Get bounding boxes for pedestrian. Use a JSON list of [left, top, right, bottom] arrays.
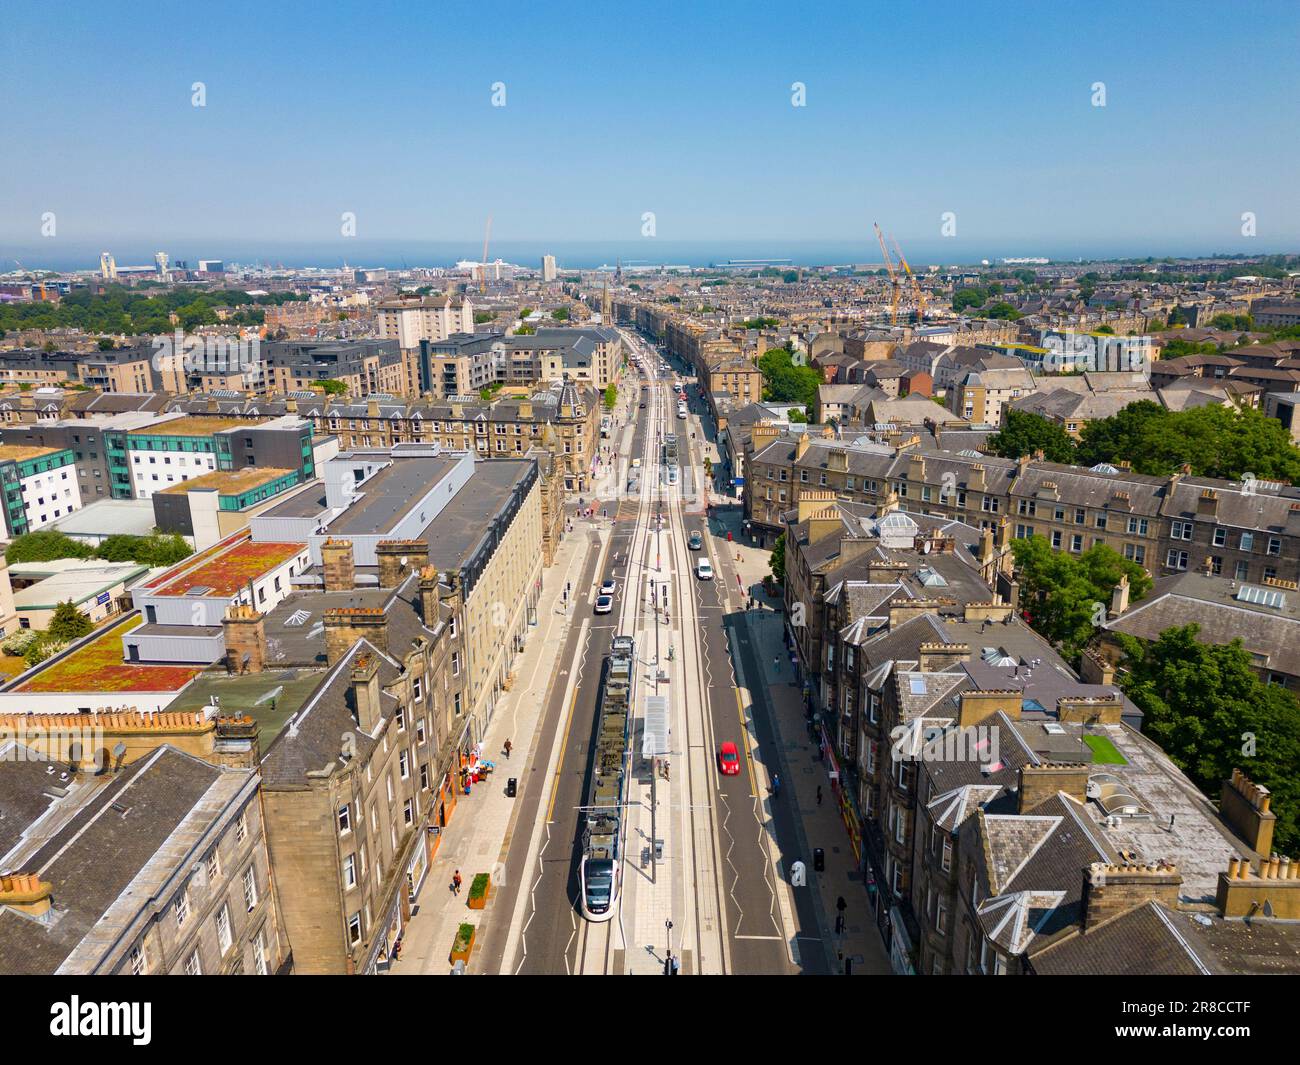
[[452, 870, 462, 895], [816, 785, 823, 806], [504, 738, 512, 759], [773, 655, 780, 671]]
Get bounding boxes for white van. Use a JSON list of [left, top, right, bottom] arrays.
[[696, 558, 713, 580]]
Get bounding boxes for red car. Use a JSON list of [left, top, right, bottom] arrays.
[[718, 741, 741, 776]]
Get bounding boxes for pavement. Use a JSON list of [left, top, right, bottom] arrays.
[[709, 495, 893, 976], [388, 363, 890, 976], [388, 435, 626, 976]]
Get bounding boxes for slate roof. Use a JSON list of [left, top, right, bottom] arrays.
[[0, 746, 235, 975]]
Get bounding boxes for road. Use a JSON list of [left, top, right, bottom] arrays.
[[485, 331, 822, 974]]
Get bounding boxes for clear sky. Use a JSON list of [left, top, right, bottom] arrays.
[[2, 0, 1298, 266]]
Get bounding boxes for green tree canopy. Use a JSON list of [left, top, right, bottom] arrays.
[[47, 600, 93, 643], [1011, 535, 1151, 660], [988, 409, 1078, 464], [1114, 624, 1300, 853], [1077, 401, 1300, 481], [757, 347, 819, 412], [5, 531, 94, 564], [769, 532, 786, 585]]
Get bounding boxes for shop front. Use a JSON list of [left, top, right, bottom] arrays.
[[819, 724, 863, 865]]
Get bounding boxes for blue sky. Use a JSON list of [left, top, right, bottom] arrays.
[[2, 0, 1298, 266]]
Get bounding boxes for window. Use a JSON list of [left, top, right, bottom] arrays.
[[343, 853, 357, 889], [185, 950, 202, 976], [174, 891, 191, 928], [1166, 549, 1189, 570], [1268, 537, 1281, 557], [1241, 532, 1255, 551], [412, 676, 423, 702], [235, 810, 248, 844], [242, 867, 258, 910], [404, 798, 414, 826], [347, 912, 363, 945], [1213, 527, 1227, 547], [1171, 520, 1194, 540], [942, 837, 953, 873], [338, 803, 351, 835], [253, 931, 269, 976], [129, 946, 146, 976], [1071, 534, 1083, 553], [206, 850, 221, 883], [215, 904, 233, 954]]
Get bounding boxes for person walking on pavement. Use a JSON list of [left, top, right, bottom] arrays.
[[504, 738, 512, 759], [772, 773, 781, 798], [452, 870, 462, 895], [816, 785, 823, 806]]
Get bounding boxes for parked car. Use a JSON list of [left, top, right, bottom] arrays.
[[688, 531, 703, 550], [696, 558, 713, 580], [599, 579, 616, 596], [717, 741, 741, 776], [594, 594, 614, 615]]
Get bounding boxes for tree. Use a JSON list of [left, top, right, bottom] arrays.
[[1114, 625, 1300, 853], [604, 384, 617, 410], [317, 379, 347, 396], [25, 638, 60, 669], [988, 409, 1078, 463], [97, 336, 116, 350], [952, 287, 988, 312], [1011, 536, 1150, 660], [1077, 401, 1300, 480], [982, 302, 1022, 321], [6, 531, 93, 564], [552, 306, 570, 321], [47, 600, 93, 643], [769, 533, 786, 585]]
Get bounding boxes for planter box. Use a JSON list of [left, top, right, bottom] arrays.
[[450, 923, 476, 966], [467, 873, 492, 910]]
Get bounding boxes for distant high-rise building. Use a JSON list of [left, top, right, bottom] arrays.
[[542, 254, 557, 282], [155, 251, 169, 278], [198, 259, 224, 274], [100, 252, 117, 281]]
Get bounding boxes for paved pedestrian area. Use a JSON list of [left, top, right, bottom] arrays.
[[720, 508, 892, 976], [389, 522, 602, 974]]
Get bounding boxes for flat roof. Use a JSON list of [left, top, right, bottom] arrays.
[[49, 498, 159, 538], [11, 560, 148, 609], [158, 466, 294, 495], [128, 416, 263, 436], [423, 459, 533, 570], [0, 444, 59, 462], [165, 668, 328, 749], [327, 454, 463, 536], [13, 615, 206, 694], [154, 539, 305, 598]]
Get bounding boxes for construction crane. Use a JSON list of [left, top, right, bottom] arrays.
[[479, 214, 493, 294], [890, 235, 927, 324], [874, 222, 901, 326]]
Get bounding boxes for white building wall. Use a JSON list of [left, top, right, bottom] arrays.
[[129, 450, 218, 499], [21, 466, 83, 530]]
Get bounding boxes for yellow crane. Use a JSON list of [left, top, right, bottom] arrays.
[[479, 214, 493, 293], [873, 222, 900, 325], [891, 235, 927, 324]]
